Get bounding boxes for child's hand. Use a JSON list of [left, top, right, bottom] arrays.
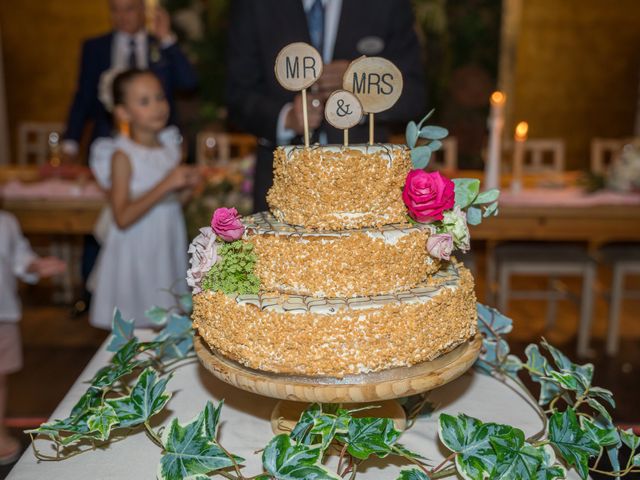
[[167, 165, 201, 190], [27, 257, 67, 278]]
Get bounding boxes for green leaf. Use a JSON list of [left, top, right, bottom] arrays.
[[396, 468, 431, 479], [107, 308, 136, 352], [111, 338, 141, 367], [621, 428, 640, 450], [589, 386, 616, 409], [310, 413, 349, 451], [262, 434, 339, 480], [416, 109, 435, 129], [202, 400, 223, 440], [106, 368, 172, 428], [483, 201, 499, 218], [633, 453, 640, 467], [489, 429, 543, 479], [179, 293, 193, 313], [290, 404, 323, 446], [587, 398, 613, 428], [475, 189, 500, 204], [392, 443, 428, 461], [337, 417, 401, 460], [428, 140, 443, 152], [580, 418, 619, 447], [411, 145, 432, 169], [406, 121, 419, 148], [145, 306, 169, 325], [466, 206, 482, 226], [477, 304, 513, 336], [87, 404, 119, 441], [546, 371, 579, 391], [153, 314, 194, 360], [548, 408, 599, 479], [158, 402, 241, 480], [453, 178, 481, 209], [419, 125, 448, 140], [438, 413, 512, 479], [91, 361, 138, 389]]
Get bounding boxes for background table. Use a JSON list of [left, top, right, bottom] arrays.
[[8, 331, 582, 480]]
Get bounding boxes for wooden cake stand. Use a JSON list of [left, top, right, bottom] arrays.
[[195, 334, 482, 433]]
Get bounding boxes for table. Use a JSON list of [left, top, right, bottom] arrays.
[[7, 331, 583, 480]]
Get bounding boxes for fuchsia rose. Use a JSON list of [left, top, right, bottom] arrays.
[[427, 233, 454, 261], [211, 207, 245, 242], [402, 170, 455, 222]]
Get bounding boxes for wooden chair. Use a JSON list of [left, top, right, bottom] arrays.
[[503, 138, 565, 173], [590, 137, 637, 175], [17, 122, 65, 166], [196, 132, 257, 166]]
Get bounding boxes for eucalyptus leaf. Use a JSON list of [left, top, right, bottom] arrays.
[[396, 468, 431, 479], [158, 402, 241, 480], [419, 125, 449, 140], [406, 121, 419, 149], [262, 434, 339, 480], [107, 308, 136, 352], [548, 408, 599, 479], [411, 145, 432, 169], [483, 201, 499, 218], [453, 178, 481, 209], [475, 189, 500, 205], [106, 368, 172, 428], [466, 206, 482, 226], [416, 109, 435, 129]]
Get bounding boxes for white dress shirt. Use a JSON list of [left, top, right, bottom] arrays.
[[276, 0, 343, 146], [0, 212, 38, 323]]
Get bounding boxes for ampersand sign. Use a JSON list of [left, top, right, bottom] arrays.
[[324, 90, 363, 130]]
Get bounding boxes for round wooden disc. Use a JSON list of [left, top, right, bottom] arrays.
[[194, 334, 482, 403], [324, 90, 363, 130], [342, 56, 403, 113], [274, 42, 323, 91]]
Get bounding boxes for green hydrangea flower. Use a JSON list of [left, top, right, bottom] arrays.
[[201, 241, 260, 295]]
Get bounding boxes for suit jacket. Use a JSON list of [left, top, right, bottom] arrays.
[[226, 0, 426, 211], [64, 32, 198, 148]]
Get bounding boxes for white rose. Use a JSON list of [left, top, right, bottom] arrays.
[[186, 227, 219, 294], [441, 206, 470, 252]]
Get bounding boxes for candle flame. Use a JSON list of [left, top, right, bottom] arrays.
[[515, 121, 528, 141], [490, 91, 505, 105]]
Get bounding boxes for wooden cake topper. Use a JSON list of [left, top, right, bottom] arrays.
[[343, 56, 403, 145], [274, 42, 324, 147], [324, 90, 363, 146]]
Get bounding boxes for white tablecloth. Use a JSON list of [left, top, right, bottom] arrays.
[[8, 331, 582, 479]]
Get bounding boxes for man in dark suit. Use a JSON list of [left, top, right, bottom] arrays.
[[62, 0, 198, 161], [226, 0, 426, 212]]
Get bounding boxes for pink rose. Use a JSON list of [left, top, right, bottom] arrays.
[[402, 170, 455, 222], [427, 233, 453, 261], [211, 207, 244, 242]]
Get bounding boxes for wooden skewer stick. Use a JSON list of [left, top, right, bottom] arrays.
[[301, 88, 310, 147], [369, 113, 374, 145], [344, 129, 348, 146]]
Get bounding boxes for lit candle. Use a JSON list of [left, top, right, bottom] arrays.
[[485, 91, 505, 190], [511, 121, 528, 194]]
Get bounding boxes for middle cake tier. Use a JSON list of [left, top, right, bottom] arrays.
[[244, 212, 440, 298]]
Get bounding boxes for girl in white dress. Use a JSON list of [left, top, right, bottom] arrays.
[[89, 69, 200, 329]]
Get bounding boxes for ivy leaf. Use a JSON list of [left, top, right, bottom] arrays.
[[475, 338, 509, 375], [106, 368, 172, 428], [178, 293, 193, 314], [419, 125, 448, 140], [153, 314, 194, 360], [262, 434, 339, 480], [476, 303, 513, 336], [406, 121, 419, 148], [489, 429, 543, 479], [396, 468, 431, 479], [475, 189, 500, 205], [310, 413, 349, 451], [336, 417, 401, 460], [158, 402, 241, 480], [589, 386, 616, 409], [535, 445, 566, 480], [87, 404, 119, 441], [202, 400, 223, 439], [546, 371, 579, 392], [633, 453, 640, 467], [587, 398, 613, 428], [466, 206, 482, 226], [111, 338, 142, 367], [548, 408, 599, 479], [290, 404, 323, 445], [453, 178, 481, 209], [621, 429, 640, 450], [580, 418, 620, 447], [145, 306, 169, 325], [411, 145, 432, 169], [438, 413, 512, 479], [524, 345, 563, 406], [107, 308, 136, 352], [392, 443, 428, 461], [91, 361, 138, 389]]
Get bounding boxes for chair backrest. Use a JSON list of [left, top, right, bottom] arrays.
[[17, 122, 65, 166], [590, 137, 638, 175], [503, 138, 565, 173], [196, 132, 257, 166]]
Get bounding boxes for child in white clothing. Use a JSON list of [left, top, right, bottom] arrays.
[[0, 211, 66, 464], [89, 69, 200, 329]]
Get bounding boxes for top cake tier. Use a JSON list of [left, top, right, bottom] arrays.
[[267, 144, 411, 230]]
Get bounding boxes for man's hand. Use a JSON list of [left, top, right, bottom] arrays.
[[316, 60, 350, 99], [284, 93, 324, 135], [153, 7, 174, 43], [28, 257, 67, 278]]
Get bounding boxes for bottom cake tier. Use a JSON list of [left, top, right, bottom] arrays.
[[192, 261, 477, 377]]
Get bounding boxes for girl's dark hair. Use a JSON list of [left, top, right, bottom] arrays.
[[112, 68, 158, 106]]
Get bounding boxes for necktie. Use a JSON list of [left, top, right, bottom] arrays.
[[306, 0, 325, 56], [128, 38, 137, 69]]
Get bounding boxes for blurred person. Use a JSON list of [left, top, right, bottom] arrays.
[[63, 0, 198, 162], [226, 0, 426, 211], [88, 69, 201, 330], [0, 212, 66, 464]]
